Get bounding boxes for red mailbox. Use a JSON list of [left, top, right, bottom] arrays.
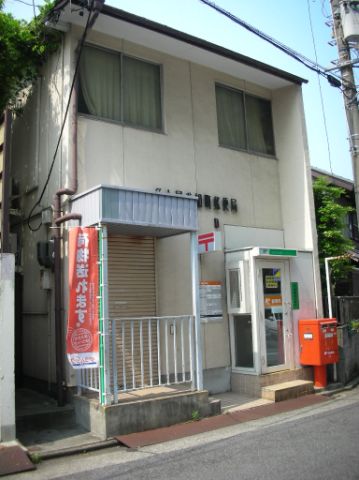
[[299, 318, 339, 388]]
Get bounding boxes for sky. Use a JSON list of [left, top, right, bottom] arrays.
[[3, 0, 354, 180]]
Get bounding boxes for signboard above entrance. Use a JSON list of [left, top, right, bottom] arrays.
[[253, 247, 297, 258]]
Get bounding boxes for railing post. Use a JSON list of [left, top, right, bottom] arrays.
[[112, 319, 118, 403], [99, 225, 112, 405], [140, 319, 144, 388], [165, 320, 169, 384], [189, 315, 194, 388], [148, 319, 153, 387], [180, 317, 185, 382], [131, 320, 135, 389], [190, 232, 203, 390], [157, 318, 162, 385], [173, 318, 177, 383]]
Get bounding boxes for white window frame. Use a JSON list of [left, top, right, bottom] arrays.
[[78, 44, 164, 134], [215, 83, 276, 157]]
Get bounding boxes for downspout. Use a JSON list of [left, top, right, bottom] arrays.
[[52, 81, 81, 407], [52, 0, 104, 406], [1, 110, 12, 254]]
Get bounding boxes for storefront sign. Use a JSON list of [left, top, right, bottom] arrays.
[[259, 248, 297, 257], [67, 227, 99, 369]]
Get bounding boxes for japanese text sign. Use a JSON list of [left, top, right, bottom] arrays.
[[66, 227, 99, 369]]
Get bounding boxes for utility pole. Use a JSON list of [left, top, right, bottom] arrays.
[[330, 0, 359, 224]]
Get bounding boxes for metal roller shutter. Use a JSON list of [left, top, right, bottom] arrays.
[[108, 235, 158, 390]]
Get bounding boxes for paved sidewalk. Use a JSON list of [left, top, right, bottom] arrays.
[[0, 391, 334, 476], [115, 393, 328, 448]]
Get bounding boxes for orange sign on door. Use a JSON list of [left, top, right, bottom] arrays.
[[264, 294, 282, 307], [66, 227, 99, 369]]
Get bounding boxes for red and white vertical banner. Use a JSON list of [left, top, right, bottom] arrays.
[[66, 227, 99, 369]]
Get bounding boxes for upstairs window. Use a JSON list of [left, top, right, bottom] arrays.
[[215, 84, 275, 156], [78, 45, 162, 131], [348, 211, 359, 242]]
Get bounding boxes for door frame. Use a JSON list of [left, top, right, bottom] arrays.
[[256, 259, 294, 374]]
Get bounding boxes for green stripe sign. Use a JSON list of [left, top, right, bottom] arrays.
[[259, 248, 297, 257], [291, 282, 300, 310]]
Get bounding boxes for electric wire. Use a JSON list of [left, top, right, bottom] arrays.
[[320, 0, 331, 19], [307, 0, 334, 174], [198, 0, 343, 86], [27, 0, 95, 232], [7, 0, 40, 8]]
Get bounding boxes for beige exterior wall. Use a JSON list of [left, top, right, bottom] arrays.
[[74, 33, 316, 373], [9, 37, 72, 382], [10, 25, 320, 387]]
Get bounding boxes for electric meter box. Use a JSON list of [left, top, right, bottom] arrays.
[[340, 1, 359, 43], [299, 318, 339, 366]]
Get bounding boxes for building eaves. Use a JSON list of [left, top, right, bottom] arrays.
[[53, 0, 307, 86], [311, 167, 354, 192]]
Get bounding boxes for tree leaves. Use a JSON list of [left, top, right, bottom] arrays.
[[0, 0, 61, 111], [313, 176, 354, 288]]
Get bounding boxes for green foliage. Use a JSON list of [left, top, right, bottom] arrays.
[[313, 176, 354, 288], [350, 319, 359, 333], [191, 410, 201, 421], [0, 0, 61, 111], [29, 452, 42, 464]]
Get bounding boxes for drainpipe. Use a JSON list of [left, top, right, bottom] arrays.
[[1, 110, 12, 254], [51, 0, 104, 406], [52, 82, 81, 407]]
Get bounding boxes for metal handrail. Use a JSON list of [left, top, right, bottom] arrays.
[[111, 315, 195, 403], [76, 315, 196, 403]]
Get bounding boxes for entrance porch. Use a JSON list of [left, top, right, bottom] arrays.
[[68, 185, 210, 436]]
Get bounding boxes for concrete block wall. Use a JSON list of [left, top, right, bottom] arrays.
[[0, 254, 15, 442]]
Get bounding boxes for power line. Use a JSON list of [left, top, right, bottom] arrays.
[[27, 0, 95, 231], [8, 0, 40, 8], [198, 0, 343, 88], [307, 0, 333, 174]]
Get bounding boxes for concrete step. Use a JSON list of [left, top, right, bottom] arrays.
[[261, 380, 314, 402]]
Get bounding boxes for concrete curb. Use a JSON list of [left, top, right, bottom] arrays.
[[30, 439, 118, 462]]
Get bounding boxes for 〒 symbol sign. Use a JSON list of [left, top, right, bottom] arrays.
[[197, 232, 222, 254]]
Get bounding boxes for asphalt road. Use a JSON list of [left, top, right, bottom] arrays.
[[18, 389, 359, 480]]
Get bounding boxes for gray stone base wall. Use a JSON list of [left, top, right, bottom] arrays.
[[74, 390, 213, 439]]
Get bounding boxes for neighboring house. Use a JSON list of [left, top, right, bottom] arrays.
[[7, 1, 323, 437], [312, 167, 359, 296]]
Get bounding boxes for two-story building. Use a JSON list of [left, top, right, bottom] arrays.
[[8, 1, 323, 437]]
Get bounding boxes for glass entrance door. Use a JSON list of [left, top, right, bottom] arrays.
[[257, 260, 292, 372]]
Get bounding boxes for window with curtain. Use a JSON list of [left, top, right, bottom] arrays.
[[78, 45, 162, 131], [215, 84, 275, 156]]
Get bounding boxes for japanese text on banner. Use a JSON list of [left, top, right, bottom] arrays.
[[66, 227, 99, 369]]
